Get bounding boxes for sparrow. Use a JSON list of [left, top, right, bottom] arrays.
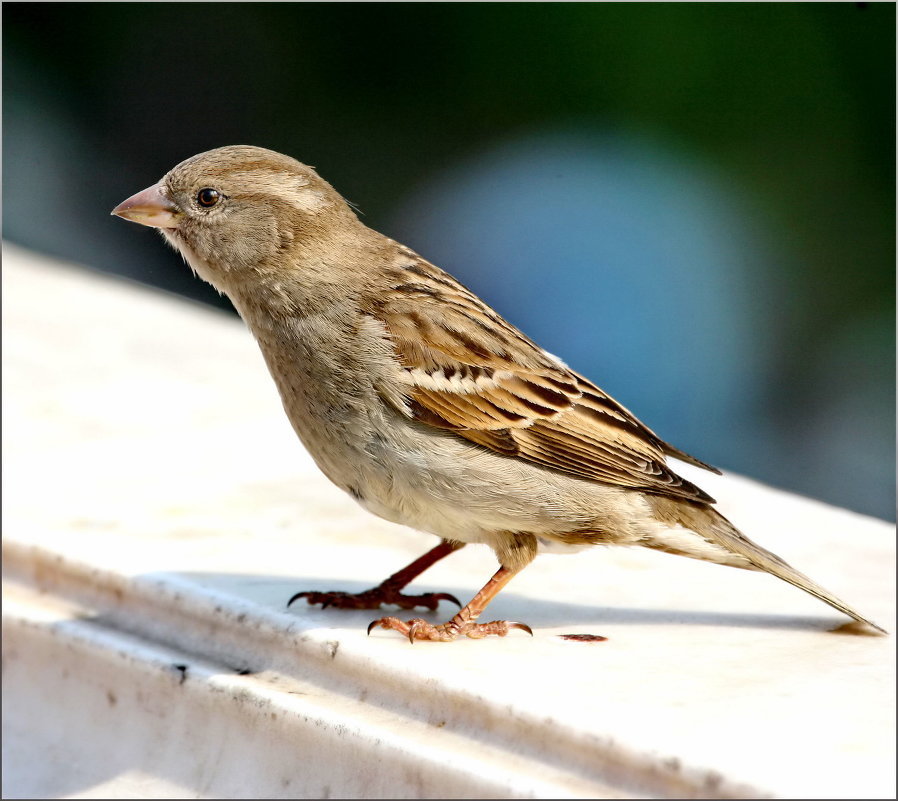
[[112, 145, 885, 642]]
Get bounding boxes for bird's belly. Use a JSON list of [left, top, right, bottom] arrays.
[[355, 492, 489, 545], [359, 488, 595, 557], [350, 422, 650, 549]]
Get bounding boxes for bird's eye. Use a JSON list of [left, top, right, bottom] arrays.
[[196, 188, 221, 208]]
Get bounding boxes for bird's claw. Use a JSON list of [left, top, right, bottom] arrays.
[[367, 616, 533, 643]]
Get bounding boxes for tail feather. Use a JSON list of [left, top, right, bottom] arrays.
[[663, 443, 722, 475], [705, 508, 887, 634], [649, 496, 887, 634]]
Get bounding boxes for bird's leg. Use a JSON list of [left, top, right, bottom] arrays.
[[367, 565, 532, 643], [288, 539, 464, 611]]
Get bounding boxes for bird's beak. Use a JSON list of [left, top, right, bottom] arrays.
[[111, 182, 182, 229]]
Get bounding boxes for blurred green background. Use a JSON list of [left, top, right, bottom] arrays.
[[4, 3, 895, 519]]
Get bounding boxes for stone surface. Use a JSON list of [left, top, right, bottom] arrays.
[[3, 242, 895, 798]]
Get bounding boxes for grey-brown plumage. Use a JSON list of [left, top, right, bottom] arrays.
[[112, 145, 885, 640]]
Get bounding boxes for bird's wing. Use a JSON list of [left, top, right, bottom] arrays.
[[364, 255, 719, 504]]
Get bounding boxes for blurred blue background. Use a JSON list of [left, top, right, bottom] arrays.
[[4, 3, 894, 520]]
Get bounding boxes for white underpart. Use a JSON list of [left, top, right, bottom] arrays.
[[537, 537, 592, 554], [407, 367, 515, 394], [640, 520, 753, 567]]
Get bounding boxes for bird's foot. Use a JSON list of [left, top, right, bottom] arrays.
[[288, 586, 461, 612], [367, 616, 533, 643]]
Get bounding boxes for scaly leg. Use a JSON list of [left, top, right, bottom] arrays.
[[288, 539, 464, 611], [368, 565, 533, 643]]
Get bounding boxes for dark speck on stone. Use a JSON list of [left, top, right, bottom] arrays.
[[559, 633, 608, 642]]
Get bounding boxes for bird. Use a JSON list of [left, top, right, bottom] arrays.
[[112, 145, 885, 642]]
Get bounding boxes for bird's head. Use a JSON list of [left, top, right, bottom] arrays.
[[112, 145, 357, 292]]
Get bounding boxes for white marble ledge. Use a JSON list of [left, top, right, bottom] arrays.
[[2, 242, 895, 799]]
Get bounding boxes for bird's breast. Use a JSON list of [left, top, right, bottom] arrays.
[[242, 306, 397, 489]]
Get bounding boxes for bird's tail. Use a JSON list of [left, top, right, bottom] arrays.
[[649, 497, 887, 634], [708, 507, 886, 633]]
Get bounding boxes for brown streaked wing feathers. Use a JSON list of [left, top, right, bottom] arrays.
[[365, 256, 718, 504]]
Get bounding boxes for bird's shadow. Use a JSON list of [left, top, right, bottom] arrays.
[[176, 571, 869, 634]]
